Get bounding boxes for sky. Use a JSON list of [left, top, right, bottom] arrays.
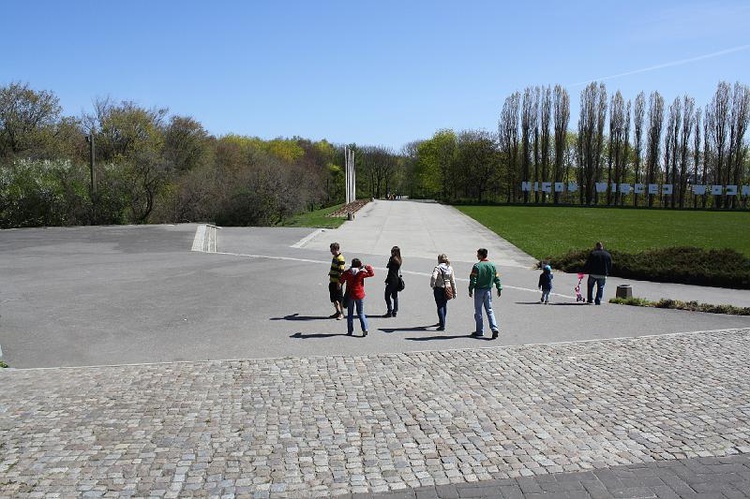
[[3, 0, 749, 151]]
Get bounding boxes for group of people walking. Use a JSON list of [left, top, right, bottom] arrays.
[[327, 242, 504, 338], [328, 241, 613, 338]]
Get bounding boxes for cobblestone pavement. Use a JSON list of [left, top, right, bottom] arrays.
[[2, 328, 750, 498]]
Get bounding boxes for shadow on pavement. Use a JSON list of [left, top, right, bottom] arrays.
[[514, 301, 587, 306], [379, 325, 433, 333], [271, 313, 332, 321], [290, 332, 352, 339], [404, 334, 475, 341]]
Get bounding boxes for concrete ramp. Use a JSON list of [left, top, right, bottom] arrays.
[[298, 199, 538, 268]]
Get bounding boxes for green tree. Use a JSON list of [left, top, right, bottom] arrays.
[[0, 82, 62, 160], [414, 130, 457, 200], [456, 130, 500, 203]]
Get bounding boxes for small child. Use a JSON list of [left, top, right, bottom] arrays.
[[538, 265, 553, 304]]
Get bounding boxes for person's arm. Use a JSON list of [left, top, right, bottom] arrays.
[[469, 265, 477, 296], [493, 265, 502, 296], [364, 264, 375, 277], [430, 267, 439, 288]]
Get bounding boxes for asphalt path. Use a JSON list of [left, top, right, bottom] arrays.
[[2, 200, 749, 369]]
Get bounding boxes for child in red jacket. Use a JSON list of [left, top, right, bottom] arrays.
[[339, 258, 375, 336]]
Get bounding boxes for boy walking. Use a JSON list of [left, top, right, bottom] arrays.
[[468, 248, 502, 339], [328, 242, 345, 319], [538, 265, 553, 304]]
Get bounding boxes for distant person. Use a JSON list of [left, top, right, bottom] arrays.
[[538, 264, 553, 304], [430, 253, 457, 331], [583, 241, 613, 305], [384, 245, 402, 317], [468, 248, 502, 339], [339, 258, 375, 336], [328, 242, 346, 319]]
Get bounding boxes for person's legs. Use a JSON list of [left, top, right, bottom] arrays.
[[346, 300, 355, 334], [586, 276, 596, 303], [434, 287, 447, 329], [329, 282, 343, 317], [384, 285, 393, 315], [392, 289, 398, 315], [473, 290, 486, 334], [595, 278, 606, 305], [356, 299, 368, 335], [483, 291, 498, 332]]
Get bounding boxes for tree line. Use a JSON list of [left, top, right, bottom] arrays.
[[408, 81, 750, 209], [1, 79, 748, 229]]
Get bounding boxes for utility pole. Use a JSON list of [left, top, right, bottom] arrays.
[[85, 131, 96, 195]]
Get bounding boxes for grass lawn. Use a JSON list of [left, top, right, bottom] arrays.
[[456, 205, 750, 260], [282, 204, 347, 229]]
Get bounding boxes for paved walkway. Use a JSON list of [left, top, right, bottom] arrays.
[[2, 200, 750, 497], [3, 329, 750, 497]]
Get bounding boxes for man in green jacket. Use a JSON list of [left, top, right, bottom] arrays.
[[468, 248, 502, 339]]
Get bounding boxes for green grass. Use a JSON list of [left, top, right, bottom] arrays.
[[282, 204, 347, 229], [456, 206, 750, 260]]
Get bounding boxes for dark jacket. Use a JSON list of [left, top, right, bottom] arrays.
[[584, 249, 613, 277], [385, 256, 401, 286], [538, 270, 553, 290]]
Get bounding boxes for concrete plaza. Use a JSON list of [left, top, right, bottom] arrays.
[[2, 200, 750, 497]]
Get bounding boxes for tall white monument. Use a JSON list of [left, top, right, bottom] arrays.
[[344, 146, 356, 205]]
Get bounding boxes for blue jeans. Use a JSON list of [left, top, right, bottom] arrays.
[[473, 288, 498, 334], [587, 276, 606, 304], [433, 287, 447, 328], [541, 287, 551, 302], [347, 298, 368, 333]]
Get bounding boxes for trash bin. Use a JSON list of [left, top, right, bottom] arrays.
[[616, 284, 632, 299], [347, 212, 355, 221]]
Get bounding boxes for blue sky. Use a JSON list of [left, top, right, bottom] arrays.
[[3, 1, 749, 151]]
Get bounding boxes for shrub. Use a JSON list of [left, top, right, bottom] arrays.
[[552, 247, 750, 289], [610, 297, 750, 315]]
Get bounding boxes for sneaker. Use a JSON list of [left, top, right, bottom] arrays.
[[544, 300, 549, 304], [471, 332, 484, 338], [363, 330, 368, 337], [385, 311, 393, 317], [329, 312, 339, 318], [491, 329, 499, 340], [437, 326, 445, 331], [346, 331, 353, 335], [392, 312, 397, 317], [540, 298, 544, 303]]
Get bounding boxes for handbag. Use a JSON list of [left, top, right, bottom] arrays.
[[441, 268, 454, 299], [397, 275, 405, 292]]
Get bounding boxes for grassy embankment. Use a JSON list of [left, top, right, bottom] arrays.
[[457, 205, 750, 313]]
